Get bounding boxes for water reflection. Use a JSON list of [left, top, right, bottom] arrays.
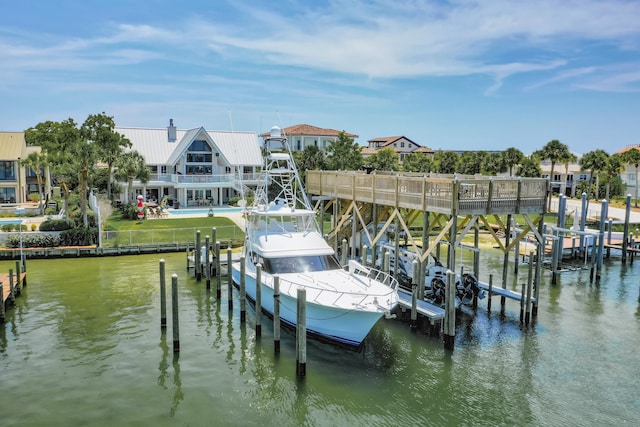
[[170, 353, 183, 417]]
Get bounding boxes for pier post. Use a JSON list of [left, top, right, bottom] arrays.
[[557, 195, 567, 270], [274, 275, 281, 353], [362, 245, 368, 266], [487, 274, 493, 314], [443, 270, 456, 351], [410, 260, 418, 332], [533, 241, 542, 317], [525, 250, 534, 325], [205, 235, 211, 290], [15, 261, 21, 294], [296, 287, 307, 377], [341, 239, 348, 266], [211, 227, 217, 250], [0, 283, 4, 322], [255, 264, 262, 337], [240, 255, 246, 323], [195, 230, 202, 281], [501, 214, 511, 315], [596, 200, 608, 281], [607, 219, 613, 258], [514, 217, 520, 276], [159, 259, 167, 330], [171, 273, 180, 353], [580, 192, 587, 251], [215, 242, 222, 298], [8, 269, 15, 304], [383, 250, 390, 276], [351, 207, 358, 260], [622, 194, 632, 264], [226, 246, 233, 310]]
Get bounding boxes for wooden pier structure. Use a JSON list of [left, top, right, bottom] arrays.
[[306, 170, 550, 327], [1, 262, 27, 322]]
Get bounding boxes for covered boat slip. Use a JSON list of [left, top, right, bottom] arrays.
[[306, 170, 549, 315]]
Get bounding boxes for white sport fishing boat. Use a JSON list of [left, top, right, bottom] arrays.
[[231, 126, 399, 348]]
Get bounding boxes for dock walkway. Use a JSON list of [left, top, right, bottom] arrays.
[[1, 271, 27, 307], [477, 280, 536, 303], [396, 288, 445, 320]]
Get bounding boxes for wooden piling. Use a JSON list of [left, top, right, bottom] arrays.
[[240, 255, 246, 323], [341, 239, 348, 266], [226, 246, 232, 309], [519, 281, 526, 325], [362, 244, 368, 266], [0, 283, 5, 322], [487, 274, 493, 313], [15, 261, 21, 294], [216, 242, 222, 298], [525, 251, 534, 325], [444, 270, 456, 351], [410, 259, 418, 332], [171, 273, 180, 353], [622, 195, 632, 264], [255, 264, 262, 337], [296, 287, 307, 377], [205, 235, 211, 289], [159, 259, 167, 330], [533, 241, 542, 317], [274, 275, 281, 353], [8, 269, 15, 304], [195, 230, 202, 281], [596, 200, 608, 281]]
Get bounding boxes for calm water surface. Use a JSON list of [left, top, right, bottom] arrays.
[[1, 250, 638, 426]]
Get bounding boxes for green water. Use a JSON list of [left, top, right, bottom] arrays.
[[1, 252, 639, 426]]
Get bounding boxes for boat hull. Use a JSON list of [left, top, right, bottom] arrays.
[[231, 264, 386, 347]]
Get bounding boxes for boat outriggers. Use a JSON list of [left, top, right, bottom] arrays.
[[231, 126, 399, 348]]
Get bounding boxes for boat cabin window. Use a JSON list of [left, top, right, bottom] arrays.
[[261, 255, 342, 274]]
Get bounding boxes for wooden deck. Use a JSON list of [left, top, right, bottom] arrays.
[[1, 271, 27, 306]]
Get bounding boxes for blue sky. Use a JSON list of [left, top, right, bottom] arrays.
[[1, 0, 639, 155]]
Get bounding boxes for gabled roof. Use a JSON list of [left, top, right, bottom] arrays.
[[115, 126, 262, 167], [414, 146, 435, 154], [368, 135, 421, 148], [615, 144, 640, 155], [260, 124, 358, 138], [0, 132, 26, 159]]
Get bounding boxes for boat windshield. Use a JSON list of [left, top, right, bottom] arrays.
[[261, 255, 342, 274]]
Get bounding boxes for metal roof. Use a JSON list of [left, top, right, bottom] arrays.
[[115, 126, 262, 167]]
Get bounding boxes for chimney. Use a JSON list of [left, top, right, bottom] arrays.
[[167, 118, 177, 142]]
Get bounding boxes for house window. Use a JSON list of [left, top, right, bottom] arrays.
[[401, 142, 405, 148], [579, 174, 588, 181], [629, 173, 636, 182], [0, 188, 16, 203], [314, 140, 318, 147], [0, 161, 17, 181], [297, 140, 302, 150]]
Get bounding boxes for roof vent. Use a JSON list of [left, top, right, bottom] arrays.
[[168, 119, 177, 142]]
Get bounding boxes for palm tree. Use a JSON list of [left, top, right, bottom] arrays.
[[560, 152, 577, 196], [534, 139, 572, 209], [503, 147, 524, 177], [580, 149, 609, 200], [115, 151, 150, 204], [603, 154, 625, 200], [516, 155, 543, 177], [621, 147, 640, 207], [20, 151, 48, 215]]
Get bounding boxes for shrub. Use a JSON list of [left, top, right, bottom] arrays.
[[29, 192, 41, 202], [39, 219, 73, 231], [5, 233, 61, 248], [1, 223, 15, 232], [31, 223, 38, 231], [60, 226, 98, 246]]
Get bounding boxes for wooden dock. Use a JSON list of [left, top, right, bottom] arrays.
[[1, 271, 27, 308], [396, 288, 446, 320]]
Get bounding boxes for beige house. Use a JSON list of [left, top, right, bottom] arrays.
[[364, 136, 434, 162], [259, 124, 358, 152], [615, 144, 640, 198], [0, 132, 51, 207], [538, 156, 588, 197]]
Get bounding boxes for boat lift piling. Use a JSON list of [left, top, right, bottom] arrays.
[[273, 275, 281, 353], [296, 287, 307, 377], [443, 270, 456, 351], [240, 255, 246, 323], [622, 194, 632, 264], [195, 230, 202, 281], [596, 200, 608, 281], [159, 259, 167, 330], [525, 252, 534, 325], [226, 246, 232, 309], [255, 264, 262, 337], [410, 260, 418, 332], [171, 273, 180, 353], [205, 236, 211, 289]]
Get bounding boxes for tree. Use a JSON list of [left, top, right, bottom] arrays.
[[457, 151, 485, 175], [325, 131, 363, 171], [481, 152, 507, 176], [85, 113, 131, 201], [367, 148, 400, 171], [534, 139, 572, 209], [603, 154, 625, 200], [433, 151, 459, 174], [293, 145, 326, 181], [114, 151, 150, 204], [580, 149, 609, 200], [621, 147, 640, 207], [503, 147, 524, 177], [560, 152, 577, 196], [402, 153, 433, 173], [516, 155, 543, 177], [20, 151, 48, 215], [25, 119, 81, 220]]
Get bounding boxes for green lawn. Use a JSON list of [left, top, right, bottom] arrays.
[[103, 213, 244, 246]]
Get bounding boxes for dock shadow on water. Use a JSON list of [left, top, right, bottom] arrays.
[[0, 251, 639, 426]]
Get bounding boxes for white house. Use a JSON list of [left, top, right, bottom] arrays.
[[259, 124, 358, 152], [116, 120, 262, 208], [363, 136, 434, 163]]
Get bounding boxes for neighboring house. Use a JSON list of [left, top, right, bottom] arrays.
[[116, 120, 262, 207], [259, 124, 358, 152], [615, 144, 640, 197], [364, 136, 434, 162], [539, 156, 588, 197], [0, 132, 51, 207]]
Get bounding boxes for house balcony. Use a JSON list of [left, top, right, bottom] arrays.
[[142, 172, 262, 188]]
